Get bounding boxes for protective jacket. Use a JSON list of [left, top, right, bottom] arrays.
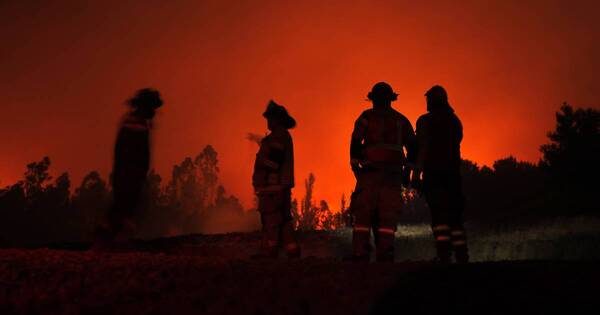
[[252, 129, 294, 192], [351, 106, 417, 170], [113, 111, 151, 185], [415, 107, 462, 172]]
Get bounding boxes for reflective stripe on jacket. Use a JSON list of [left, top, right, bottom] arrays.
[[350, 107, 417, 169], [253, 129, 294, 192]]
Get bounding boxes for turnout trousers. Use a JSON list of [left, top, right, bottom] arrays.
[[257, 189, 300, 258], [424, 171, 469, 263], [351, 170, 403, 262]]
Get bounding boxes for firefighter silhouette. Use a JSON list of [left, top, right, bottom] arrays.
[[252, 100, 301, 259], [348, 82, 417, 262], [94, 88, 163, 249], [413, 85, 469, 263]]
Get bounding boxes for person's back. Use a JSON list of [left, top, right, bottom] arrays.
[[414, 85, 469, 264], [348, 82, 416, 262], [356, 106, 414, 171], [416, 107, 462, 173]]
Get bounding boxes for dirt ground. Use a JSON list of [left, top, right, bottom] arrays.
[[0, 232, 598, 314]]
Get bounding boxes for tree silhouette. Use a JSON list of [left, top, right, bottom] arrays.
[[166, 157, 202, 233], [319, 200, 335, 230], [297, 173, 319, 230], [136, 170, 172, 238], [160, 145, 253, 234], [541, 103, 599, 191], [23, 156, 52, 202], [0, 104, 597, 244], [43, 172, 71, 239], [540, 103, 599, 215], [195, 145, 219, 208], [293, 173, 343, 230], [0, 182, 26, 245], [71, 171, 109, 240]]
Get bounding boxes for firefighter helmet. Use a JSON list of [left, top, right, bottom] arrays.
[[263, 100, 296, 129], [367, 82, 398, 102], [127, 88, 163, 109], [424, 85, 448, 103]]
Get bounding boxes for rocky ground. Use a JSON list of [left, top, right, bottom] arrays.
[[0, 231, 598, 314]]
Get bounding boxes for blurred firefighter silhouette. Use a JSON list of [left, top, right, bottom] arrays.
[[94, 88, 163, 249], [413, 85, 469, 263], [348, 82, 417, 262], [252, 100, 301, 259]]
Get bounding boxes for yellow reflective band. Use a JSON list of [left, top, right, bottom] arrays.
[[452, 240, 467, 246], [378, 228, 396, 235], [436, 236, 451, 241], [432, 225, 450, 232], [354, 226, 370, 233], [451, 230, 465, 236]]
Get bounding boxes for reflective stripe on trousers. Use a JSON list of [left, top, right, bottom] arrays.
[[353, 226, 371, 233], [378, 227, 396, 235]]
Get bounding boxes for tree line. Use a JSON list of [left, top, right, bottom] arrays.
[[0, 103, 598, 245], [0, 145, 348, 246], [294, 103, 599, 227], [402, 103, 599, 224], [0, 146, 259, 246]]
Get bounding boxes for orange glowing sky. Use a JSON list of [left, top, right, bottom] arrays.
[[1, 0, 599, 208]]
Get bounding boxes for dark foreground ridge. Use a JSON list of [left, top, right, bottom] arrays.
[[0, 233, 597, 315]]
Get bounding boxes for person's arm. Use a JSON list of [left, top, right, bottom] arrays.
[[411, 116, 428, 192], [404, 123, 417, 164], [279, 134, 294, 189], [415, 116, 429, 172], [350, 113, 368, 173], [251, 145, 263, 191], [456, 115, 463, 144], [252, 137, 273, 191], [402, 118, 417, 187]]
